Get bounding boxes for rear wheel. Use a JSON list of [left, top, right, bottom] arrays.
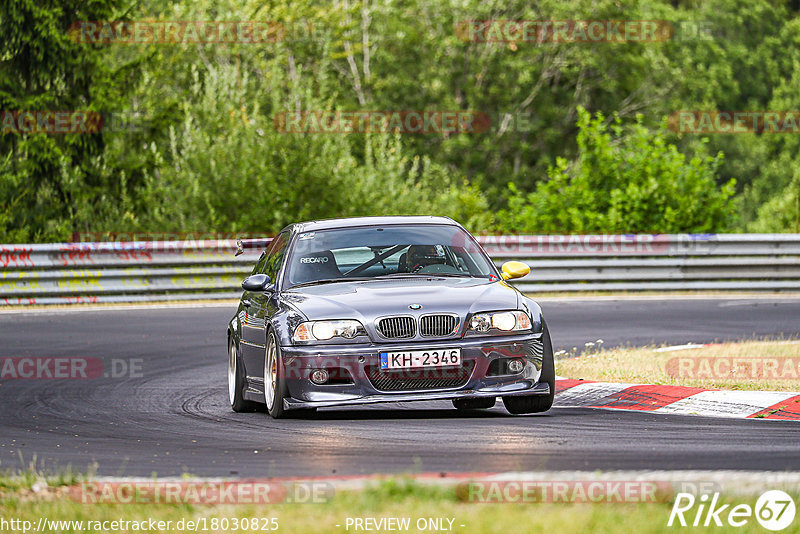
[[453, 397, 496, 410], [264, 330, 288, 419], [228, 338, 259, 412], [502, 320, 556, 415]]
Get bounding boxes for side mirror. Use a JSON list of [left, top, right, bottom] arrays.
[[500, 261, 530, 281], [242, 274, 272, 292]]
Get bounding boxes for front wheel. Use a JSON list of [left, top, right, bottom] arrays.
[[264, 330, 288, 419], [502, 319, 556, 415]]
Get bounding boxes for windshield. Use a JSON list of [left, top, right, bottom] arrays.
[[284, 224, 499, 288]]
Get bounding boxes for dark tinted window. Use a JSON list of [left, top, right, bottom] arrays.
[[252, 252, 267, 275], [285, 224, 497, 287], [261, 232, 289, 282]]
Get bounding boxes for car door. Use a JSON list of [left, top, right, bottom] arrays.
[[241, 232, 289, 384]]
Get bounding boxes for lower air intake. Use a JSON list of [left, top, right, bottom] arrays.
[[365, 360, 475, 391]]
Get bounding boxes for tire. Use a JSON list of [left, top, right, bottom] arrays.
[[228, 337, 259, 412], [264, 329, 288, 419], [502, 319, 556, 415], [453, 397, 496, 410]]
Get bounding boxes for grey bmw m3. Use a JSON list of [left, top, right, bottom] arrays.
[[227, 216, 554, 418]]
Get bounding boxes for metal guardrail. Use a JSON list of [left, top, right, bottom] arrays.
[[1, 234, 799, 305], [482, 234, 800, 292]]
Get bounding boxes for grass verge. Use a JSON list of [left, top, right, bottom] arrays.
[[556, 340, 800, 391], [1, 475, 795, 534]]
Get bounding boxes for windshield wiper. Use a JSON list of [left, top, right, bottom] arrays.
[[288, 277, 373, 289], [289, 272, 477, 289], [375, 272, 474, 279], [373, 273, 429, 278]]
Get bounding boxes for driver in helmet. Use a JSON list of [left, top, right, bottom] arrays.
[[406, 245, 447, 272]]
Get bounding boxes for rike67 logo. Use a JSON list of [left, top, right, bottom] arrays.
[[668, 490, 796, 531]]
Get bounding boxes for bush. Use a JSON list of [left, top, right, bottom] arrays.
[[749, 171, 800, 232], [115, 64, 492, 235], [498, 108, 737, 234]]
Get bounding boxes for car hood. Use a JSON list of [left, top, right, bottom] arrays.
[[282, 277, 520, 322]]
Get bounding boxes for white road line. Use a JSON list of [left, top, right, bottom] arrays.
[[654, 344, 707, 352]]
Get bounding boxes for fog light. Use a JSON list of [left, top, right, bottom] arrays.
[[310, 369, 329, 385], [507, 359, 525, 373]]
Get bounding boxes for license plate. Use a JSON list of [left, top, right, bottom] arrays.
[[380, 348, 461, 370]]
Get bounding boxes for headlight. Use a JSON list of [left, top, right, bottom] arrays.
[[468, 311, 531, 333], [293, 320, 365, 342]]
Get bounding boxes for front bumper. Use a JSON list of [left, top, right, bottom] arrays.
[[277, 333, 549, 409]]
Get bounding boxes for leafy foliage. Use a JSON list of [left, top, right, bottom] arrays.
[[498, 108, 736, 233], [1, 0, 799, 241], [0, 0, 135, 241]]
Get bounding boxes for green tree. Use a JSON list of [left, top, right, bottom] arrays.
[[0, 0, 135, 242], [749, 170, 800, 233], [5, 0, 800, 241], [498, 107, 736, 233], [117, 60, 492, 235]]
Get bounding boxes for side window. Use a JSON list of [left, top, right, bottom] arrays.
[[252, 252, 267, 275], [261, 232, 289, 282]]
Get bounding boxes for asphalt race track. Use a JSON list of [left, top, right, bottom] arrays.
[[1, 297, 799, 477]]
